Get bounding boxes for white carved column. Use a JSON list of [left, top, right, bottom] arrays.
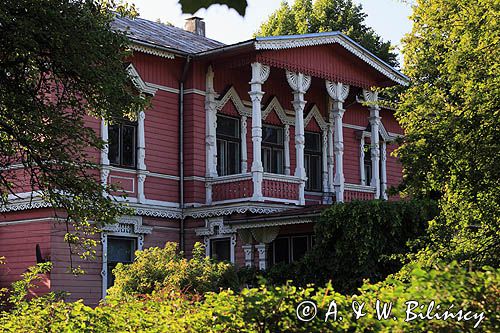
[[137, 110, 147, 203], [100, 119, 110, 196], [137, 111, 146, 171], [284, 124, 291, 175], [326, 81, 350, 202], [321, 129, 329, 194], [255, 243, 269, 270], [249, 62, 270, 201], [242, 244, 254, 267], [205, 66, 218, 178], [137, 174, 146, 203], [360, 136, 366, 185], [381, 141, 388, 199], [241, 116, 248, 173], [286, 71, 311, 205], [364, 89, 381, 199], [327, 122, 334, 192]]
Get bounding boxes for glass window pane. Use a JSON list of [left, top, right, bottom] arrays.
[[217, 139, 226, 176], [262, 126, 283, 144], [211, 239, 230, 262], [108, 125, 120, 165], [305, 132, 321, 152], [292, 236, 308, 262], [310, 155, 321, 190], [274, 238, 289, 264], [107, 237, 136, 263], [227, 142, 240, 175], [217, 116, 239, 138], [121, 125, 136, 167], [262, 148, 272, 173], [273, 149, 284, 174]]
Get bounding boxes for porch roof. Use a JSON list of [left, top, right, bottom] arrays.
[[226, 204, 328, 229]]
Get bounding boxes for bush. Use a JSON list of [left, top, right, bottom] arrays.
[[1, 262, 497, 332], [267, 199, 438, 292], [106, 242, 239, 299]]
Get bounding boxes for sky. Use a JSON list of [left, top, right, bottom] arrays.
[[130, 0, 414, 62]]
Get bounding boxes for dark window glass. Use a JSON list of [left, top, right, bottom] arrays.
[[292, 236, 308, 261], [305, 132, 322, 191], [262, 126, 284, 174], [273, 237, 290, 264], [210, 238, 231, 262], [364, 144, 372, 185], [108, 122, 137, 168], [217, 116, 240, 176], [107, 237, 136, 289]]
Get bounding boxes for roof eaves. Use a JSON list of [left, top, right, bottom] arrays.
[[129, 39, 188, 58]]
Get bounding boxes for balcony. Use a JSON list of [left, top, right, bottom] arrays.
[[344, 183, 376, 201], [207, 173, 302, 205]]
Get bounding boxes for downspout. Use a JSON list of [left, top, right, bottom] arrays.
[[179, 55, 192, 252]]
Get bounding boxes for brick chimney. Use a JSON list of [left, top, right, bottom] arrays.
[[184, 17, 205, 37]]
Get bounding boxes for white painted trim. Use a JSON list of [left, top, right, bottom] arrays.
[[345, 183, 376, 193], [184, 88, 206, 96], [144, 82, 179, 94], [262, 97, 294, 125], [184, 176, 206, 182], [101, 215, 152, 298], [126, 64, 157, 96], [130, 43, 175, 59], [262, 173, 302, 183], [304, 105, 328, 131], [147, 172, 180, 181], [232, 217, 314, 230]]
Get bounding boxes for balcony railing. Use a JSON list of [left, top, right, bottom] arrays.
[[207, 172, 302, 204], [344, 183, 376, 201]]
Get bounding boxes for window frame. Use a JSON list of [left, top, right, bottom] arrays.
[[216, 115, 241, 176], [272, 234, 314, 265], [262, 125, 285, 174], [108, 120, 138, 169], [105, 236, 137, 289], [304, 131, 323, 191]]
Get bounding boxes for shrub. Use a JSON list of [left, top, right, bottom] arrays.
[[1, 262, 497, 332], [106, 242, 239, 299], [267, 199, 438, 292]]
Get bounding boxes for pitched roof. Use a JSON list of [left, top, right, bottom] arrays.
[[112, 16, 224, 54]]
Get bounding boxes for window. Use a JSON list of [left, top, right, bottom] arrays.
[[305, 132, 322, 191], [210, 238, 231, 262], [217, 116, 240, 176], [272, 235, 313, 264], [109, 122, 137, 168], [262, 125, 284, 174], [106, 237, 136, 289], [363, 143, 372, 186]]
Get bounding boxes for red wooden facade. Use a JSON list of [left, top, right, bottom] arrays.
[[0, 18, 407, 305]]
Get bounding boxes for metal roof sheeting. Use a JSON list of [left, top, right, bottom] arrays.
[[112, 16, 224, 54]]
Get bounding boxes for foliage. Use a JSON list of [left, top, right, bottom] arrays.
[[396, 0, 500, 267], [106, 242, 239, 299], [1, 262, 498, 332], [256, 0, 398, 66], [178, 0, 248, 16], [267, 199, 438, 292], [0, 0, 146, 262]]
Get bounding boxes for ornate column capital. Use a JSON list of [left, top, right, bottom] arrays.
[[286, 71, 311, 94], [326, 81, 350, 102], [250, 62, 270, 85]]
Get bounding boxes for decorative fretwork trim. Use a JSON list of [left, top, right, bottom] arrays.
[[130, 43, 175, 59], [304, 105, 328, 131]]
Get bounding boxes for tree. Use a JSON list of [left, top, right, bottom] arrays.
[[0, 0, 146, 261], [396, 0, 500, 267], [179, 0, 248, 16], [256, 0, 398, 66]]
